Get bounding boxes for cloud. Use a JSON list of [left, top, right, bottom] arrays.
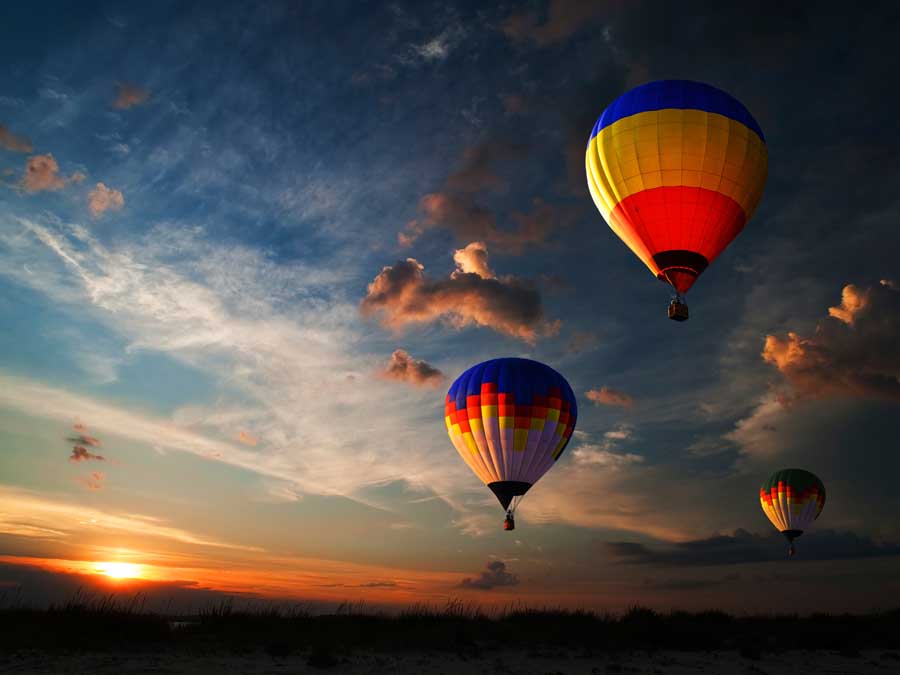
[[0, 218, 481, 520], [361, 243, 556, 342], [87, 182, 125, 218], [113, 82, 149, 109], [398, 142, 573, 253], [379, 349, 444, 387], [501, 0, 613, 47], [69, 445, 105, 462], [586, 386, 633, 407], [237, 430, 259, 446], [0, 124, 32, 152], [460, 560, 519, 590], [762, 282, 900, 402], [602, 528, 900, 566], [451, 241, 494, 279], [0, 485, 260, 551], [445, 140, 527, 194], [67, 434, 100, 447], [571, 444, 642, 468], [79, 471, 105, 491], [21, 154, 84, 192]]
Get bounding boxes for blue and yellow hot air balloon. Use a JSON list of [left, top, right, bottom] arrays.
[[444, 358, 577, 531], [586, 80, 768, 321]]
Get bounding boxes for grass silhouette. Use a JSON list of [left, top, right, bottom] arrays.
[[1, 591, 899, 656]]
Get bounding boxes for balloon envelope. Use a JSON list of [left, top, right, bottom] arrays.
[[760, 468, 826, 537], [585, 80, 768, 294], [444, 358, 577, 511]]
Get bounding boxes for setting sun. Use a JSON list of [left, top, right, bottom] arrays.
[[94, 562, 143, 579]]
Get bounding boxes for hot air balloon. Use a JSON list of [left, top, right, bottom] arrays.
[[444, 358, 577, 531], [760, 468, 826, 557], [585, 80, 768, 321]]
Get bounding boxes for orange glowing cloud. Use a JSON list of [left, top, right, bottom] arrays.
[[0, 123, 32, 152], [21, 154, 84, 192], [379, 349, 444, 387], [113, 82, 149, 109], [361, 244, 556, 342], [586, 386, 634, 408], [87, 182, 125, 218], [763, 281, 900, 402]]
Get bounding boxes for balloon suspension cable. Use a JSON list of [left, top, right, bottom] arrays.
[[509, 495, 523, 514]]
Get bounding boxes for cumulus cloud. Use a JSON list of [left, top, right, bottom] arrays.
[[501, 0, 613, 47], [379, 349, 444, 387], [69, 445, 104, 462], [113, 82, 149, 109], [21, 154, 84, 192], [827, 283, 870, 325], [361, 243, 556, 342], [0, 123, 32, 152], [762, 282, 900, 402], [460, 560, 519, 590], [586, 386, 633, 407], [451, 241, 494, 279], [87, 182, 125, 218]]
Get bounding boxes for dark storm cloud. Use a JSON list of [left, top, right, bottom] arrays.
[[763, 281, 900, 402], [460, 560, 519, 590], [379, 349, 444, 387], [603, 529, 900, 566], [361, 245, 557, 342]]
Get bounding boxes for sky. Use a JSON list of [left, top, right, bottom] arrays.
[[1, 0, 899, 614]]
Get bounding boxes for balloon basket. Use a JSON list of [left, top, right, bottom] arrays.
[[668, 297, 689, 321], [503, 515, 515, 531]]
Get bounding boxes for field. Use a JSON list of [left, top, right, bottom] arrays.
[[2, 596, 900, 673]]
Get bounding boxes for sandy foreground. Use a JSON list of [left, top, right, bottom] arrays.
[[2, 650, 900, 674]]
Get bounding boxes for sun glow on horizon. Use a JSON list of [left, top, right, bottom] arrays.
[[94, 561, 144, 579]]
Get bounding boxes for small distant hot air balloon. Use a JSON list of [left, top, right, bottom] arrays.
[[444, 358, 577, 531], [585, 80, 768, 321], [760, 468, 826, 557]]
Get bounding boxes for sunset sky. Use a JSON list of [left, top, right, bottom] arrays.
[[1, 1, 899, 614]]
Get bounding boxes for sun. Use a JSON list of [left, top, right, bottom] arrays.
[[94, 561, 143, 579]]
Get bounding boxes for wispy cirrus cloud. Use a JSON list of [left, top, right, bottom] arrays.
[[0, 216, 480, 521], [0, 485, 261, 551]]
